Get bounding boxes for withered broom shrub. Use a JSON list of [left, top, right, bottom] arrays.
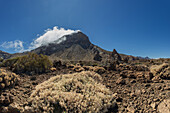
[[150, 63, 170, 79], [28, 71, 115, 113], [0, 68, 19, 90]]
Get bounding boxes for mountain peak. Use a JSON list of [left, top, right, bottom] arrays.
[[32, 31, 91, 56]]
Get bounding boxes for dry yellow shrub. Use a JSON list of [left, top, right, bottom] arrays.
[[50, 67, 57, 72], [150, 63, 168, 75], [28, 71, 115, 113], [150, 63, 170, 79], [93, 66, 106, 74], [0, 68, 19, 89], [73, 66, 85, 72], [83, 66, 94, 71]]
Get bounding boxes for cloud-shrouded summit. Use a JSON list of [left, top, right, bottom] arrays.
[[29, 26, 80, 50], [0, 26, 80, 53]]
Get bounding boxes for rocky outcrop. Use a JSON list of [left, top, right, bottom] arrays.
[[110, 49, 122, 61], [93, 52, 102, 61]]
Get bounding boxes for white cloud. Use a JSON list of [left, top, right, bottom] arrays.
[[28, 26, 80, 50], [1, 40, 24, 52], [1, 26, 80, 53]]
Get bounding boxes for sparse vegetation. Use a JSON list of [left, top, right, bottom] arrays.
[[0, 57, 3, 62], [1, 53, 52, 75], [150, 63, 170, 79], [28, 71, 115, 113], [0, 68, 19, 89], [93, 66, 106, 74]]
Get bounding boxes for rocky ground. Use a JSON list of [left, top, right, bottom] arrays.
[[0, 60, 170, 113], [103, 72, 169, 113]]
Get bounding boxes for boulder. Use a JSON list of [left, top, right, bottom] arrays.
[[157, 99, 170, 113]]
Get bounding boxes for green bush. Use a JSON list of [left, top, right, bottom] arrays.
[[0, 57, 3, 62], [2, 53, 52, 75]]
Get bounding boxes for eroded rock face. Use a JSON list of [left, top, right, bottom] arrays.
[[157, 99, 170, 113], [93, 52, 102, 61]]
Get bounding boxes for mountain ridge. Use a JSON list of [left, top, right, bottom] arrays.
[[0, 32, 151, 62]]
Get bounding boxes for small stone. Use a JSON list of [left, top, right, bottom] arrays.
[[127, 74, 136, 78], [108, 102, 118, 112], [145, 84, 151, 87], [30, 76, 36, 81], [0, 83, 5, 89], [25, 106, 33, 112], [116, 78, 126, 85], [156, 85, 162, 90], [151, 102, 157, 109], [116, 97, 123, 102], [153, 98, 160, 102], [164, 86, 170, 90], [145, 72, 154, 80], [127, 106, 136, 113], [130, 93, 136, 97], [112, 93, 118, 98], [32, 82, 38, 85], [24, 84, 31, 88], [130, 79, 136, 83], [141, 89, 146, 94], [123, 103, 128, 107]]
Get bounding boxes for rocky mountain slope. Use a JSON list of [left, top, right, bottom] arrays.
[[31, 32, 111, 61], [0, 50, 11, 59], [6, 31, 144, 63]]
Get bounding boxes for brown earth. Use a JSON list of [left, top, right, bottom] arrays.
[[0, 59, 170, 113]]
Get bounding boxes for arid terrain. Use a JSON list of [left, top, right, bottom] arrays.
[[0, 32, 169, 113]]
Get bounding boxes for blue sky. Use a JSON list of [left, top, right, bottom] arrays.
[[0, 0, 170, 58]]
